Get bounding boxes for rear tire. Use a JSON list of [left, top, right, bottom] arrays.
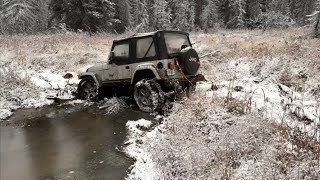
[[134, 79, 163, 113], [77, 77, 100, 101]]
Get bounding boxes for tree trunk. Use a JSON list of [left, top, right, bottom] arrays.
[[315, 12, 320, 38]]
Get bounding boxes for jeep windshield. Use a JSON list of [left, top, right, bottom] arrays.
[[164, 33, 191, 55]]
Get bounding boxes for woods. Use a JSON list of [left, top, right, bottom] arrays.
[[0, 0, 319, 35]]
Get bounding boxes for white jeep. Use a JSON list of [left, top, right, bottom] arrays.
[[77, 30, 205, 112]]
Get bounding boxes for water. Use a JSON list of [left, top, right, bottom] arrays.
[[0, 106, 151, 180]]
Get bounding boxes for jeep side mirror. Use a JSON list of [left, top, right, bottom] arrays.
[[181, 45, 188, 50]]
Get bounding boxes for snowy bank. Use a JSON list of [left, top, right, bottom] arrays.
[[124, 56, 319, 179], [125, 118, 164, 180], [0, 64, 80, 121]]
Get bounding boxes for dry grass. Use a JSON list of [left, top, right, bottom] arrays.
[[0, 28, 319, 75], [191, 28, 320, 60], [144, 96, 320, 179], [0, 32, 129, 72]]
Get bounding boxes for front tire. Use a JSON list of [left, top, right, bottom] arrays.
[[134, 79, 163, 113], [77, 77, 100, 101]]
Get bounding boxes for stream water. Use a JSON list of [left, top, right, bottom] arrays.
[[0, 105, 151, 180]]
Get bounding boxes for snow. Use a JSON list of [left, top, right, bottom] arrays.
[[0, 67, 80, 121], [196, 58, 319, 139], [99, 97, 128, 114], [0, 109, 13, 120], [125, 57, 320, 179], [125, 119, 161, 180]]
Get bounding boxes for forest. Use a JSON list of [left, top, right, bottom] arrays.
[[0, 0, 319, 36]]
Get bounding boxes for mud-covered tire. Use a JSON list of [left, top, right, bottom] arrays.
[[77, 77, 100, 101], [134, 79, 163, 113]]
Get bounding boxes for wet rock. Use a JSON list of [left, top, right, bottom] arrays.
[[298, 70, 308, 79], [124, 141, 132, 146], [234, 86, 243, 92], [63, 73, 74, 79], [226, 120, 235, 126], [211, 83, 218, 91], [253, 77, 264, 83], [135, 139, 143, 145]]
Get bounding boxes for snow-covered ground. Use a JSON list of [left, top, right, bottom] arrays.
[[199, 58, 319, 139], [0, 64, 80, 120], [1, 30, 319, 179], [125, 119, 160, 180], [124, 57, 320, 179]]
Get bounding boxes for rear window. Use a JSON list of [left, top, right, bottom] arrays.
[[164, 33, 190, 54], [136, 37, 156, 58]]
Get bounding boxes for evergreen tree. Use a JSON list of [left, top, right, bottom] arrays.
[[0, 0, 49, 34], [48, 0, 115, 32], [112, 0, 130, 33], [153, 0, 171, 30], [128, 0, 150, 32], [201, 0, 218, 31], [229, 0, 246, 28], [307, 0, 320, 37], [170, 0, 195, 31]]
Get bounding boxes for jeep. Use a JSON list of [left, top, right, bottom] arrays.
[[77, 30, 205, 112]]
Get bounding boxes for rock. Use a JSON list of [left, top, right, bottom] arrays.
[[135, 139, 143, 144], [124, 141, 132, 146], [211, 83, 218, 91], [298, 70, 308, 79], [234, 86, 243, 92], [253, 77, 264, 83]]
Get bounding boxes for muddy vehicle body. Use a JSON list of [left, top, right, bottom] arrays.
[[78, 30, 205, 112]]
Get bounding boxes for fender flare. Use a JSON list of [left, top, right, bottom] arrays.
[[78, 72, 102, 87], [131, 64, 161, 84]]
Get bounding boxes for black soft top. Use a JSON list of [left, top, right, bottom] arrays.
[[113, 30, 189, 42]]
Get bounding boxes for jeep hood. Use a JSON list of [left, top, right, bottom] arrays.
[[86, 64, 104, 72]]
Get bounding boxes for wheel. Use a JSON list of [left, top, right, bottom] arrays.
[[134, 79, 163, 113], [77, 77, 100, 101]]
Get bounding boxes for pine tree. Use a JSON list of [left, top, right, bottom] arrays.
[[307, 0, 320, 37], [48, 0, 115, 32], [230, 0, 246, 28], [128, 0, 150, 32], [152, 0, 171, 30], [0, 0, 49, 34], [170, 0, 195, 31], [200, 0, 218, 31]]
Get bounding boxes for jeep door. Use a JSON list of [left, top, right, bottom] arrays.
[[106, 40, 132, 82]]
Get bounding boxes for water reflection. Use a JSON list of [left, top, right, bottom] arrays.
[[1, 106, 151, 180]]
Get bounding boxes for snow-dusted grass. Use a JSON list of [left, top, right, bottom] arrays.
[[126, 96, 319, 179], [99, 97, 128, 114], [125, 28, 320, 179], [1, 29, 319, 178], [0, 32, 122, 120]]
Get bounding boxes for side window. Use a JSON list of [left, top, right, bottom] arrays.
[[113, 43, 129, 58], [136, 37, 156, 58]]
